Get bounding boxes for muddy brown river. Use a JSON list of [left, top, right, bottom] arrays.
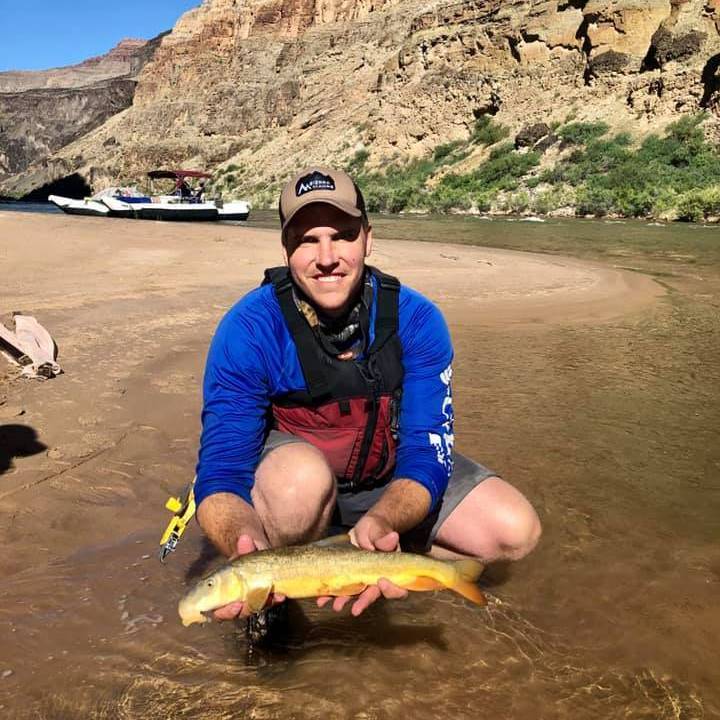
[[0, 212, 718, 718]]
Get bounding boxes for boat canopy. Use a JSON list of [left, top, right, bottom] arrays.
[[147, 169, 212, 180]]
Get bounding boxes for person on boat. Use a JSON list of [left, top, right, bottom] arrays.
[[195, 167, 541, 620], [194, 181, 206, 203], [175, 179, 192, 199]]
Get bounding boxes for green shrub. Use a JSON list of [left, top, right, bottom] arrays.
[[346, 148, 369, 174], [471, 116, 510, 146], [504, 191, 530, 214], [557, 121, 609, 145], [532, 186, 574, 215], [676, 185, 720, 222], [575, 186, 615, 217], [433, 140, 463, 162], [473, 145, 540, 190]]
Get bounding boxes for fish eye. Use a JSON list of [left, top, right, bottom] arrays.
[[206, 579, 215, 588]]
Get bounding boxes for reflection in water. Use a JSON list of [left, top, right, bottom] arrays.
[[2, 215, 719, 719]]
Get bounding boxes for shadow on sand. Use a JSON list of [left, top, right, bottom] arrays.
[[0, 424, 47, 474]]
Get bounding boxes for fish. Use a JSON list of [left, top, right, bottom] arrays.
[[178, 535, 485, 626]]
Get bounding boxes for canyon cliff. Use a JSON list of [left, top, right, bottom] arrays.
[[0, 37, 164, 181], [1, 0, 719, 201]]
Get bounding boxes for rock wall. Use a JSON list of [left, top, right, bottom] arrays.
[[2, 0, 719, 198], [0, 37, 164, 181]]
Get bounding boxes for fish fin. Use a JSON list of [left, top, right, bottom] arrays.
[[312, 534, 352, 547], [330, 582, 367, 596], [402, 576, 445, 592], [450, 559, 486, 606], [245, 585, 272, 613], [454, 559, 484, 583], [450, 579, 487, 606]]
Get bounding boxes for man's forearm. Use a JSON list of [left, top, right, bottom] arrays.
[[366, 479, 432, 534], [196, 492, 269, 558]]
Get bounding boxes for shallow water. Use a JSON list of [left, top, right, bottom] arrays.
[[0, 201, 61, 214], [2, 214, 719, 718]]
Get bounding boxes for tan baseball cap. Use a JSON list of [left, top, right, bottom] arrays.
[[279, 167, 368, 235]]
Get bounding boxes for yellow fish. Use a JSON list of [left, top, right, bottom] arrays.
[[179, 536, 485, 626]]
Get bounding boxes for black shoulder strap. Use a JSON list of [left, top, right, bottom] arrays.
[[367, 266, 400, 353], [263, 266, 331, 400], [263, 266, 292, 290]]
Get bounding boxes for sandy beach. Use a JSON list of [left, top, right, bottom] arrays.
[[0, 211, 669, 715], [0, 211, 664, 571]]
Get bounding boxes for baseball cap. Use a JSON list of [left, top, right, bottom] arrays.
[[279, 167, 368, 235]]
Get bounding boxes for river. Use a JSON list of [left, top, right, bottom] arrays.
[[1, 210, 718, 718]]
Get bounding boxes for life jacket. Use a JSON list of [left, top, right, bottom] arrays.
[[264, 266, 404, 491]]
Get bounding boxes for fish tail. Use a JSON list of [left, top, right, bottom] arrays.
[[450, 559, 486, 606], [454, 559, 483, 582]]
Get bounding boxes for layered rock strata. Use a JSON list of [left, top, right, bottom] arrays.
[[1, 0, 719, 199], [0, 38, 163, 181]]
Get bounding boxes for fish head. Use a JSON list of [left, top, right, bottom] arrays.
[[178, 565, 246, 627]]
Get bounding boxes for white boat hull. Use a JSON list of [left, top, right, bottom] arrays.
[[101, 196, 250, 222], [218, 201, 251, 221], [49, 195, 110, 217]]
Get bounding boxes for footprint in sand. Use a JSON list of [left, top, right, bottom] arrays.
[[150, 372, 196, 394]]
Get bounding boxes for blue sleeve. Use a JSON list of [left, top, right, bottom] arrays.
[[394, 289, 454, 510], [195, 300, 271, 507]]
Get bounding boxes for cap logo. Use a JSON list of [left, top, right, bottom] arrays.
[[295, 171, 336, 197]]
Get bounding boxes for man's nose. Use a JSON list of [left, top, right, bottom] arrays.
[[316, 237, 338, 268]]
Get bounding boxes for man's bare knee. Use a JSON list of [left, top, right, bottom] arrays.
[[435, 476, 541, 562], [253, 442, 336, 545], [497, 502, 542, 560]]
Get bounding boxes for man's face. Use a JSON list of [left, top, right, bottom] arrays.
[[282, 203, 373, 318]]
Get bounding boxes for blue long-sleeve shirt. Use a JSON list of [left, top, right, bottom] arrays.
[[196, 274, 455, 510]]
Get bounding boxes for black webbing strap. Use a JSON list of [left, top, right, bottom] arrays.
[[367, 266, 400, 353], [264, 267, 332, 400]]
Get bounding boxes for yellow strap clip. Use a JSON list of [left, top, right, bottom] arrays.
[[159, 478, 196, 562]]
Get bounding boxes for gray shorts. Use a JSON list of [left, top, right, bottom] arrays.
[[260, 430, 496, 552]]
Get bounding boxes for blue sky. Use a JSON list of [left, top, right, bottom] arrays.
[[0, 1, 201, 72]]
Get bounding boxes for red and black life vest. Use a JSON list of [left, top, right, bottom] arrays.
[[264, 266, 404, 491]]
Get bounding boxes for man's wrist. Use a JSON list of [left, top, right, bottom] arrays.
[[367, 478, 432, 535]]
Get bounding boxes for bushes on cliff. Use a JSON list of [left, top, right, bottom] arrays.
[[557, 121, 609, 145], [675, 186, 720, 222], [543, 114, 720, 218], [471, 116, 510, 147], [353, 139, 541, 213], [426, 143, 541, 211], [340, 113, 719, 220], [357, 157, 437, 213]]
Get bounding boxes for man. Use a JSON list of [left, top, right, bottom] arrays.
[[196, 167, 540, 620]]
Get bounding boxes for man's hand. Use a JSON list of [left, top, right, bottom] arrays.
[[212, 534, 286, 620], [316, 513, 409, 616]]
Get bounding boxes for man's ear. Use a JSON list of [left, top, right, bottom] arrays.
[[364, 226, 373, 258]]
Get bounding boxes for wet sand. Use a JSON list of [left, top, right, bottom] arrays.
[[0, 212, 667, 716]]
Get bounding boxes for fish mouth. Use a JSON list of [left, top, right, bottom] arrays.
[[179, 609, 211, 627], [178, 600, 213, 627]]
